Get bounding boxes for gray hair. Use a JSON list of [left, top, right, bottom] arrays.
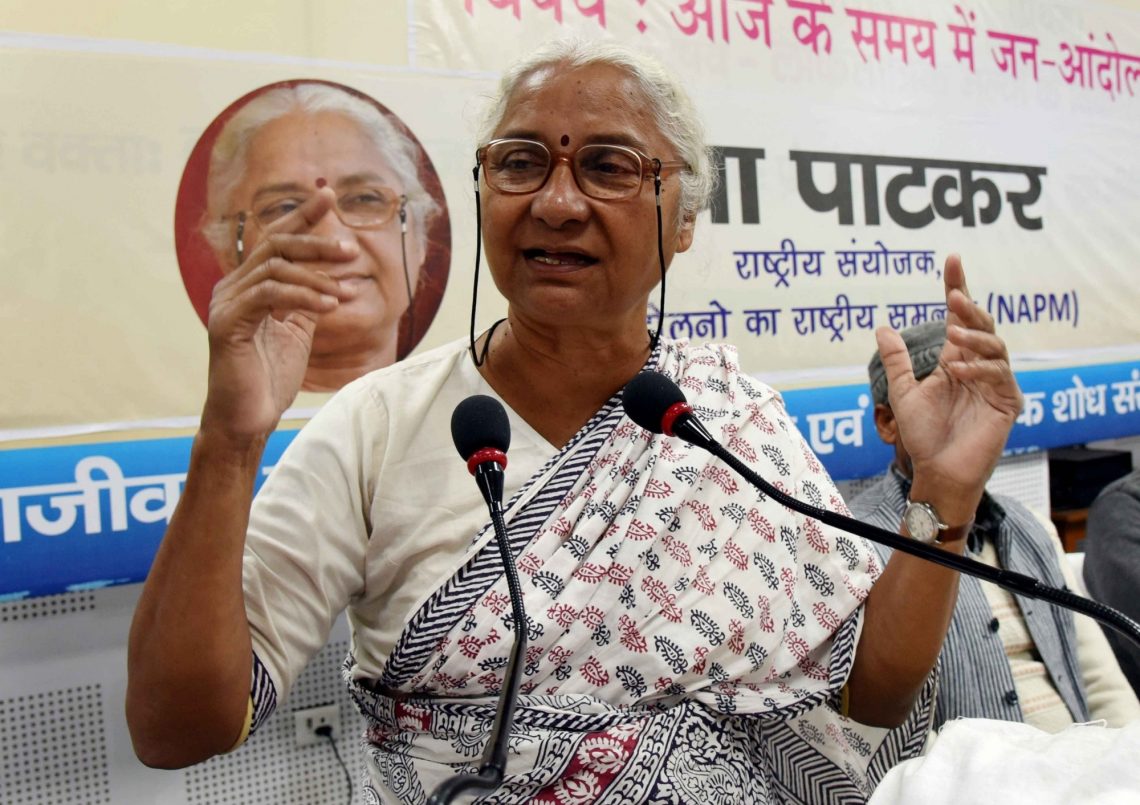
[[476, 39, 716, 220], [202, 82, 439, 262]]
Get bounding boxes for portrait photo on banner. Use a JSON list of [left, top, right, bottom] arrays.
[[173, 78, 452, 393]]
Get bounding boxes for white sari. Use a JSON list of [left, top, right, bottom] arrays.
[[346, 340, 933, 804]]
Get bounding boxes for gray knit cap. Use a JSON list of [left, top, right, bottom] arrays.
[[868, 320, 947, 406]]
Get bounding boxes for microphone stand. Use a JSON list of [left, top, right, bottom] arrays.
[[670, 414, 1140, 649], [427, 461, 529, 804]]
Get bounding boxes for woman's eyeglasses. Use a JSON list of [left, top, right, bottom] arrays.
[[477, 138, 688, 200]]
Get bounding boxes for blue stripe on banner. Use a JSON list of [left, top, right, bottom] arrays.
[[0, 431, 296, 599], [1, 359, 1137, 599], [780, 359, 1140, 481]]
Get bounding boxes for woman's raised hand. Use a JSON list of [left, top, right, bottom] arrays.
[[873, 255, 1023, 525], [201, 187, 356, 445]]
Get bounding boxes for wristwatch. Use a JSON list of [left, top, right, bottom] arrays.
[[903, 500, 951, 544]]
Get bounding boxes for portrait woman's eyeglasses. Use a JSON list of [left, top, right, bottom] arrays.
[[233, 185, 408, 264]]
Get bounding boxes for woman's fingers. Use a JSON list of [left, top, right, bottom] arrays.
[[941, 254, 990, 337], [259, 231, 359, 266], [225, 233, 357, 289], [238, 275, 339, 315], [211, 263, 339, 325], [945, 287, 994, 333], [223, 186, 355, 283], [220, 242, 353, 301], [945, 323, 1008, 362], [874, 326, 919, 404], [248, 186, 338, 237], [942, 321, 1022, 415], [942, 358, 1017, 386], [213, 187, 358, 323], [942, 358, 1024, 412], [938, 256, 998, 369], [942, 254, 968, 295]]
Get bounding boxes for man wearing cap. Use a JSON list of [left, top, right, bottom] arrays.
[[849, 320, 1139, 734]]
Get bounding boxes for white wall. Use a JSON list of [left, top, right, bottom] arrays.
[[0, 586, 365, 805]]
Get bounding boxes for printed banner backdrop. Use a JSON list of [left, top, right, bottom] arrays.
[[2, 0, 1139, 597]]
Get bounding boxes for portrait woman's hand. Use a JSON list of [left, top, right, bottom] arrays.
[[201, 187, 356, 445]]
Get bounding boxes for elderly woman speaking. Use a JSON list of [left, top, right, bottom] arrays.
[[128, 40, 1022, 803]]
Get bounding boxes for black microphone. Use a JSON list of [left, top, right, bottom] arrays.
[[622, 371, 1140, 648], [451, 393, 511, 513], [428, 396, 528, 805]]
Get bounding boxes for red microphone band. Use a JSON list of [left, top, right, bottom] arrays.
[[661, 402, 693, 437], [466, 448, 508, 475]]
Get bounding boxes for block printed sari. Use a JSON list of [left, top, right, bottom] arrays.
[[347, 341, 933, 803]]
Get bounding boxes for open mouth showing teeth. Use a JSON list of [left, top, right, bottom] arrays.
[[525, 249, 598, 267]]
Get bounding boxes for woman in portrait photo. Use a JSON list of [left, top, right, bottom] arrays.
[[185, 81, 448, 392]]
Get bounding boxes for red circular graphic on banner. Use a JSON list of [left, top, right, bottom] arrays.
[[173, 79, 451, 375]]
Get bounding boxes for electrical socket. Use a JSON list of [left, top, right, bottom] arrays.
[[293, 703, 341, 748]]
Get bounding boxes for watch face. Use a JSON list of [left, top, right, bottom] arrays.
[[905, 503, 938, 543]]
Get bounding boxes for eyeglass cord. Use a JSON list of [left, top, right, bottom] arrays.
[[470, 165, 490, 367], [398, 196, 416, 350], [651, 165, 666, 353]]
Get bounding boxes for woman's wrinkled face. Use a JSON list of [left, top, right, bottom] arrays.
[[480, 62, 693, 336], [226, 110, 422, 362]]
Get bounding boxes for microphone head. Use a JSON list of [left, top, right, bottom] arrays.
[[622, 371, 687, 435], [451, 395, 511, 461]]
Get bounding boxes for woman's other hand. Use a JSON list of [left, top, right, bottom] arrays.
[[202, 187, 356, 445], [873, 254, 1023, 526]]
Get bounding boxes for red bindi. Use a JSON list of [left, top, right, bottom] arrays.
[[560, 134, 570, 147], [315, 177, 328, 188]]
